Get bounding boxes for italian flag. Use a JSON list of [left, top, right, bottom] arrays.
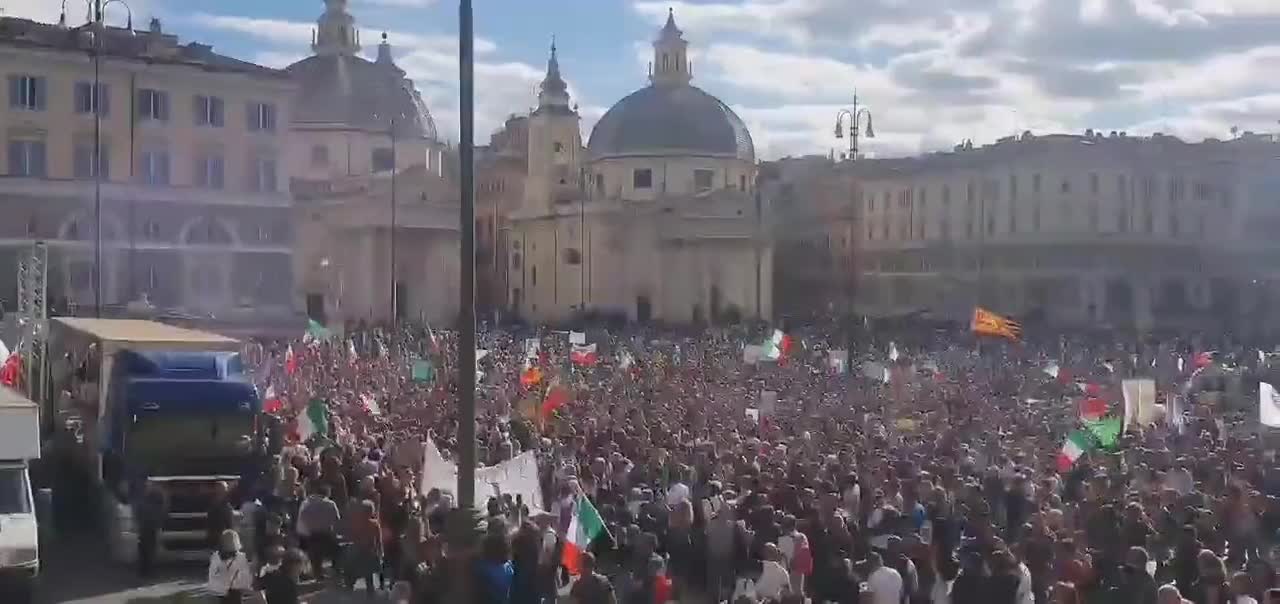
[[562, 495, 607, 576], [1056, 430, 1093, 473], [285, 344, 297, 375], [762, 329, 792, 362], [295, 398, 328, 442]]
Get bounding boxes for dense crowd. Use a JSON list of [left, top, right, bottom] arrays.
[[198, 319, 1280, 604]]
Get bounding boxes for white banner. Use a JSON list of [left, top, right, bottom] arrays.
[[1260, 382, 1280, 428], [1122, 378, 1157, 428], [742, 344, 763, 365], [760, 390, 778, 415], [828, 349, 848, 374], [419, 437, 544, 512]]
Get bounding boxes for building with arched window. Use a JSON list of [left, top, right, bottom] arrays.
[[0, 10, 295, 320]]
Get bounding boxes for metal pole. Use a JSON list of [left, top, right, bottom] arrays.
[[93, 0, 103, 317], [850, 92, 858, 161], [390, 118, 397, 322], [580, 198, 585, 308], [457, 0, 478, 510]]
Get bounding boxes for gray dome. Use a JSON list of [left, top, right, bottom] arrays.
[[588, 84, 754, 161], [285, 53, 437, 139]]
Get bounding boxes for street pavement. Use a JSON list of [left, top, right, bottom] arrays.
[[34, 534, 373, 604]]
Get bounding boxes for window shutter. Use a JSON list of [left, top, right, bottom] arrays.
[[6, 142, 21, 174], [98, 84, 110, 117], [34, 77, 47, 110], [7, 76, 19, 108], [212, 156, 224, 188], [31, 142, 47, 177], [159, 92, 170, 121], [137, 90, 148, 119], [247, 103, 259, 130], [158, 152, 170, 184], [212, 97, 224, 127], [193, 96, 205, 125]]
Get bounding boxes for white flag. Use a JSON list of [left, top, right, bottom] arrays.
[[1042, 362, 1060, 379], [569, 331, 586, 345], [1260, 382, 1280, 428], [889, 342, 900, 362]]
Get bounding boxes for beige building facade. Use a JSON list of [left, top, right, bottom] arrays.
[[287, 0, 460, 325], [507, 11, 772, 324], [0, 13, 295, 322], [759, 155, 858, 320], [853, 131, 1280, 333]]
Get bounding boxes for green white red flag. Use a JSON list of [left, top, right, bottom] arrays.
[[562, 495, 607, 576]]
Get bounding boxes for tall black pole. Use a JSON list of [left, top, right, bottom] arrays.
[[390, 118, 398, 322], [457, 0, 477, 509], [93, 0, 103, 317]]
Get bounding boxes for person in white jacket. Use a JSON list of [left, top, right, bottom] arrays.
[[208, 529, 253, 603]]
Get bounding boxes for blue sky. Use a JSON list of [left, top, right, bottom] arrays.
[[9, 0, 1280, 159]]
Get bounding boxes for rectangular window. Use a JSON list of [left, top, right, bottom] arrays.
[[140, 150, 171, 185], [74, 82, 109, 116], [371, 148, 395, 172], [633, 168, 652, 189], [693, 169, 714, 192], [1032, 173, 1042, 193], [137, 89, 170, 121], [194, 95, 225, 127], [249, 155, 278, 192], [247, 102, 277, 131], [195, 153, 226, 189], [1089, 172, 1099, 194], [7, 139, 47, 176], [941, 185, 950, 205], [739, 174, 746, 191], [7, 75, 46, 111], [73, 142, 109, 179], [1009, 175, 1017, 200]]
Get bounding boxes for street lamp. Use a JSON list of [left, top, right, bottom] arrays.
[[87, 0, 134, 318], [834, 90, 875, 161]]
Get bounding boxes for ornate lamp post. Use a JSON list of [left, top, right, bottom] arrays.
[[834, 90, 875, 161]]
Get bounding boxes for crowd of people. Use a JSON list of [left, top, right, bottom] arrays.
[[202, 317, 1280, 604]]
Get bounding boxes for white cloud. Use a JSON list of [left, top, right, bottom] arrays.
[[186, 12, 575, 145], [357, 0, 438, 7], [623, 0, 1280, 159]]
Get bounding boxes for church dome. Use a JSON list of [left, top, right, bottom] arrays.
[[285, 52, 437, 139], [587, 84, 754, 161], [285, 2, 436, 139], [587, 9, 753, 162]]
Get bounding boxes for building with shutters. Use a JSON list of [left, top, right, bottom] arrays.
[[0, 11, 296, 322], [851, 130, 1280, 333]]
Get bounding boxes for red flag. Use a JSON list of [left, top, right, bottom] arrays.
[[570, 344, 598, 367], [0, 352, 21, 388], [540, 383, 571, 419], [1081, 397, 1108, 420], [285, 345, 297, 375], [1194, 351, 1214, 369]]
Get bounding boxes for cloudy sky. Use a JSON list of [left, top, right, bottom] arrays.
[[7, 0, 1280, 159]]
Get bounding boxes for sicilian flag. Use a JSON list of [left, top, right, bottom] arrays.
[[562, 494, 608, 576], [762, 329, 792, 361], [1057, 430, 1094, 473], [263, 385, 284, 414], [520, 367, 544, 389], [971, 307, 1022, 341], [294, 398, 328, 442], [285, 345, 297, 375], [570, 344, 598, 367]]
